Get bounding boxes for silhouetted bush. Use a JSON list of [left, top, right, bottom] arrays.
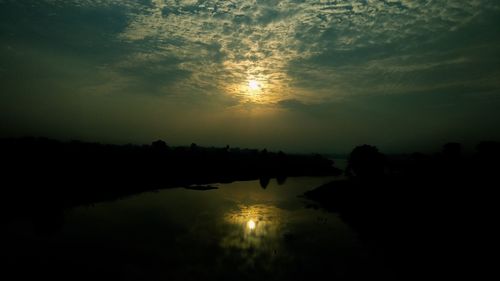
[[152, 139, 169, 151], [345, 144, 385, 179]]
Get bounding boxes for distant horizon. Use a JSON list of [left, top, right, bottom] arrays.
[[2, 134, 495, 157]]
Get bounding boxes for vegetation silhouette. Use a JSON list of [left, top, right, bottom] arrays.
[[345, 144, 385, 180], [304, 141, 500, 280], [0, 136, 342, 229]]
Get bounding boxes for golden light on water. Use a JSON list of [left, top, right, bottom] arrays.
[[221, 204, 284, 251], [247, 219, 256, 230]]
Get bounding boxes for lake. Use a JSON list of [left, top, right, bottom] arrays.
[[5, 177, 392, 280]]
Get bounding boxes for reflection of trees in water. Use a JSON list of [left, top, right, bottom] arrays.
[[259, 177, 270, 189], [220, 204, 286, 268], [276, 176, 287, 186]]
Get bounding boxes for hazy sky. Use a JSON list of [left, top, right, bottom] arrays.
[[1, 0, 500, 153]]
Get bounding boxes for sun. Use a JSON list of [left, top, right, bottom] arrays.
[[248, 80, 260, 90]]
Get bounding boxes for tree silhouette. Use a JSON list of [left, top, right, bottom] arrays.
[[152, 139, 169, 150], [346, 144, 385, 179]]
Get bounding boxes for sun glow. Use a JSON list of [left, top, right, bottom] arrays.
[[222, 59, 291, 104], [248, 80, 261, 90]]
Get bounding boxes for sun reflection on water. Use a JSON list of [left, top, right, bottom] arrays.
[[221, 204, 284, 252], [247, 219, 256, 230]]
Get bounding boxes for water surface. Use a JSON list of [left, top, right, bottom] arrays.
[[6, 177, 390, 280]]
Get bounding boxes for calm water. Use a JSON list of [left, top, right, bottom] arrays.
[[6, 177, 391, 280]]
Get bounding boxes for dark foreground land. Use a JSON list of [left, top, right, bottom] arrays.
[[2, 138, 498, 280], [0, 137, 340, 217], [304, 142, 499, 279]]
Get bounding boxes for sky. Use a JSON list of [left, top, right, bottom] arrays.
[[1, 0, 500, 154]]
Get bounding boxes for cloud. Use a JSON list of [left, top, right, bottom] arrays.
[[277, 98, 305, 108], [3, 0, 496, 103], [109, 1, 498, 103], [2, 0, 500, 152]]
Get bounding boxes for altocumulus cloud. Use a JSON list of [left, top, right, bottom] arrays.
[[1, 0, 500, 152], [115, 0, 500, 104], [2, 0, 498, 102]]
